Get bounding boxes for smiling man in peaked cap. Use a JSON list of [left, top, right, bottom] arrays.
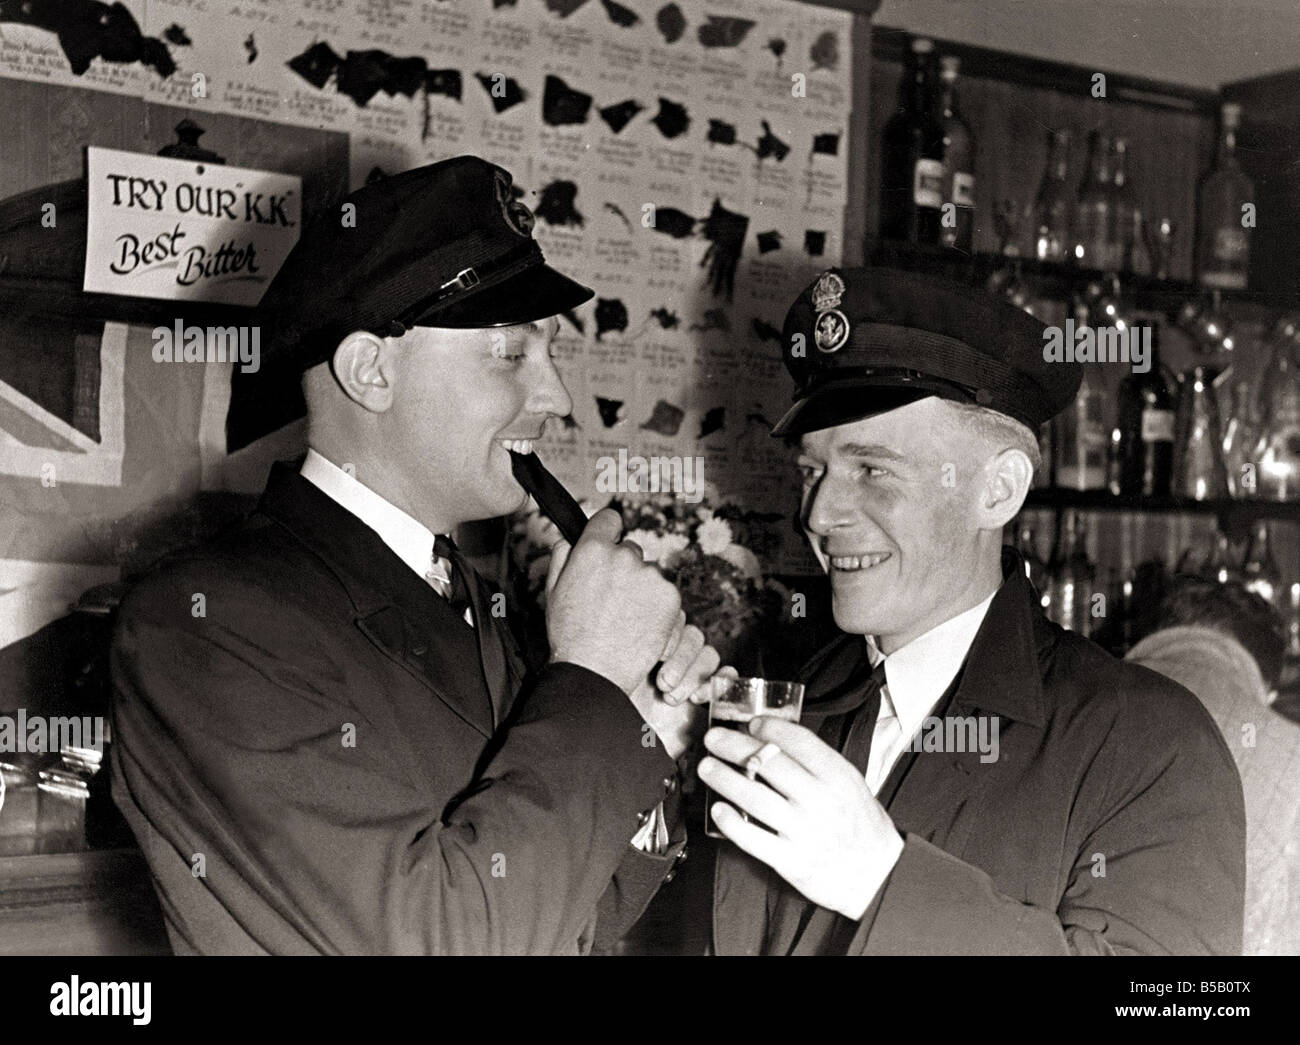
[[703, 266, 1245, 955], [110, 156, 722, 954]]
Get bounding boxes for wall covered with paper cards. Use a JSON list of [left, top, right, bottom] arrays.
[[0, 0, 856, 678]]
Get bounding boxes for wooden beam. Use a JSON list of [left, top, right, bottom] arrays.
[[872, 24, 1220, 115]]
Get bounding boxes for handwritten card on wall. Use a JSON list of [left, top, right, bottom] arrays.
[[83, 147, 301, 306]]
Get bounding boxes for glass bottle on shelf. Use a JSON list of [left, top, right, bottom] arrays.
[[1195, 102, 1254, 291], [1110, 137, 1139, 273], [1221, 381, 1258, 498], [1286, 583, 1300, 660], [1172, 364, 1228, 500], [1091, 566, 1131, 653], [1127, 211, 1152, 277], [1033, 129, 1072, 262], [1203, 530, 1241, 585], [1149, 216, 1176, 281], [1033, 420, 1055, 488], [1047, 509, 1095, 635], [1106, 426, 1123, 495], [1116, 323, 1175, 497], [938, 55, 975, 253], [1055, 302, 1109, 491], [1073, 129, 1118, 270], [1014, 520, 1049, 594], [1252, 316, 1300, 501], [1241, 521, 1281, 607], [879, 36, 944, 246]]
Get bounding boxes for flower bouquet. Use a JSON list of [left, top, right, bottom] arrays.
[[509, 491, 790, 669]]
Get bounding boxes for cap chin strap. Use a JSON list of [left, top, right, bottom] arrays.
[[390, 239, 543, 330]]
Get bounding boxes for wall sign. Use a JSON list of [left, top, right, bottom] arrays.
[[83, 147, 301, 306]]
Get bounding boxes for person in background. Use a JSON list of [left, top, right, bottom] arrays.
[[1128, 577, 1300, 956], [111, 157, 719, 954]]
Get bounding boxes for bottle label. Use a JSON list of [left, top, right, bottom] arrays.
[[913, 159, 945, 209], [1214, 226, 1249, 263], [951, 171, 975, 207], [1140, 408, 1175, 443], [1200, 269, 1249, 290]]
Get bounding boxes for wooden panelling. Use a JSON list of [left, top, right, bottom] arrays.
[[0, 848, 169, 956]]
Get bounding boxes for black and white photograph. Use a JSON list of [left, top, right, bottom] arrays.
[[0, 0, 1298, 1022]]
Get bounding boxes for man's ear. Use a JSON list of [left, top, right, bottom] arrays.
[[331, 331, 395, 413], [975, 447, 1033, 530]]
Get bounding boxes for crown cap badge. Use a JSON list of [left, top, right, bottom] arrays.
[[811, 271, 845, 313]]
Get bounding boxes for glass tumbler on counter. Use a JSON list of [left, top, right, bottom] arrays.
[[704, 677, 805, 838], [35, 767, 90, 854], [0, 761, 40, 857]]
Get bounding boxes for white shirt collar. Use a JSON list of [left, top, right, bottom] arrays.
[[865, 590, 997, 735], [300, 448, 448, 582]]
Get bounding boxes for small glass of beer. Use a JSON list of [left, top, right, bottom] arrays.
[[704, 677, 805, 838]]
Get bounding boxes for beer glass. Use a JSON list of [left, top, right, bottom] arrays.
[[704, 677, 805, 838]]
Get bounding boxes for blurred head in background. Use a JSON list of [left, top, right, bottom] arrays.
[[1142, 577, 1287, 695]]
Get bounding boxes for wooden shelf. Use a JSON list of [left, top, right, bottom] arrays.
[[1025, 487, 1300, 534], [869, 243, 1292, 315], [871, 27, 1221, 116]]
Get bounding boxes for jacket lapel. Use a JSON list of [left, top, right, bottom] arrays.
[[258, 461, 497, 738], [721, 549, 1052, 955], [884, 549, 1048, 854]]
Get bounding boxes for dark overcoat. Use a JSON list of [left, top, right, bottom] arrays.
[[111, 463, 683, 954], [713, 550, 1246, 955]]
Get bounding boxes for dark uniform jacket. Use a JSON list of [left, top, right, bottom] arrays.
[[714, 549, 1246, 955], [110, 463, 683, 954]]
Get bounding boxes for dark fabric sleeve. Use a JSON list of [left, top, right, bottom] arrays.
[[110, 589, 677, 955], [587, 786, 688, 953], [840, 684, 1246, 956]]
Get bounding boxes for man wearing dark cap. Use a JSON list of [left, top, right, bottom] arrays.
[[110, 156, 718, 954], [702, 267, 1245, 955]]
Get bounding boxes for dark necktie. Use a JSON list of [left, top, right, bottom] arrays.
[[838, 659, 891, 777], [432, 534, 474, 624], [765, 656, 888, 956]]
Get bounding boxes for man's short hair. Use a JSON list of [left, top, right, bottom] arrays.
[[780, 398, 1044, 478], [941, 400, 1043, 476], [1154, 577, 1287, 690]]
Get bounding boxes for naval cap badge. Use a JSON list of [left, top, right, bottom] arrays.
[[811, 270, 849, 352]]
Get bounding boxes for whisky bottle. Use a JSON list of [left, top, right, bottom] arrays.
[[1073, 130, 1117, 270], [880, 37, 944, 246], [938, 55, 975, 253], [1033, 130, 1072, 262], [1196, 103, 1253, 291], [1116, 324, 1175, 497], [1055, 304, 1108, 490], [1047, 510, 1095, 635]]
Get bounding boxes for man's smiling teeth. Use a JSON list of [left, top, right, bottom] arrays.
[[501, 439, 535, 454], [830, 552, 891, 571]]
